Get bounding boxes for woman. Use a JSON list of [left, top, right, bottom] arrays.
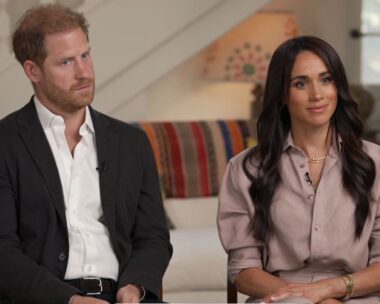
[[217, 36, 380, 304]]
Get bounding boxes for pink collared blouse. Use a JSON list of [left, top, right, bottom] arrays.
[[217, 134, 380, 287]]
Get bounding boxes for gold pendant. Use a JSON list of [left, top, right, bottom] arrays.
[[308, 155, 327, 163]]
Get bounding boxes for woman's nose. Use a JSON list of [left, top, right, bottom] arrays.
[[309, 83, 323, 101]]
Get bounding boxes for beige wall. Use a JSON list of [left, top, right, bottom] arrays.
[[0, 0, 359, 122], [113, 50, 254, 122], [115, 0, 359, 122], [0, 0, 268, 119]]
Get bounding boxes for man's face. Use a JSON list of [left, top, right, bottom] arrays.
[[36, 27, 95, 114]]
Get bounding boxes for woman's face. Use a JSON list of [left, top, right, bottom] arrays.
[[287, 51, 338, 132]]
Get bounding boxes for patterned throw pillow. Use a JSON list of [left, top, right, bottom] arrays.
[[134, 120, 256, 198]]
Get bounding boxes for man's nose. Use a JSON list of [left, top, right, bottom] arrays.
[[75, 60, 91, 78]]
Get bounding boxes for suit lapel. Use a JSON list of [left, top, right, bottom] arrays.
[[17, 99, 66, 224], [90, 108, 119, 230]]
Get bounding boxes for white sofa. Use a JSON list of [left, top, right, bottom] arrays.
[[162, 197, 247, 303], [132, 120, 255, 302]]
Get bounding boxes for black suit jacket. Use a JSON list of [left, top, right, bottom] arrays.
[[0, 99, 172, 304]]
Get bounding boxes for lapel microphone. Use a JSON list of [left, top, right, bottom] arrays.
[[304, 172, 312, 185], [96, 161, 106, 172]]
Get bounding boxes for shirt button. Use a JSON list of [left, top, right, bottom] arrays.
[[307, 194, 314, 200], [314, 225, 321, 231], [85, 265, 94, 273], [300, 164, 305, 169], [58, 252, 66, 261]]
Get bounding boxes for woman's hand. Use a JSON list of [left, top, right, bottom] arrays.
[[318, 299, 343, 304], [262, 280, 341, 303]]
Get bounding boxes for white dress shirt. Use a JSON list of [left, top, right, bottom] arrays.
[[34, 97, 119, 280]]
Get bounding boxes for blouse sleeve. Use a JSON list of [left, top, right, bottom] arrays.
[[369, 197, 380, 265], [368, 146, 380, 266], [217, 156, 265, 283]]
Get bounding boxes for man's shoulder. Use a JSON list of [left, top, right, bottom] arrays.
[[90, 108, 145, 138], [0, 103, 30, 134]]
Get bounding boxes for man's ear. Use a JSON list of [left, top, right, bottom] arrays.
[[23, 60, 42, 83]]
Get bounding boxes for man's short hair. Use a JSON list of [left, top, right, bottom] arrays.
[[12, 3, 89, 66]]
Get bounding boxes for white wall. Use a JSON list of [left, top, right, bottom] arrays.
[[0, 0, 359, 123], [113, 50, 254, 122], [264, 0, 349, 66], [114, 0, 359, 122], [0, 0, 268, 118]]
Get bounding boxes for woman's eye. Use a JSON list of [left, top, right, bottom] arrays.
[[294, 81, 306, 89], [321, 76, 333, 84]]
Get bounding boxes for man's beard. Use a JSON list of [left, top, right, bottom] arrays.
[[40, 77, 95, 113]]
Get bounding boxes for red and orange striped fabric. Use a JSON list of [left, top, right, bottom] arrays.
[[134, 120, 256, 198]]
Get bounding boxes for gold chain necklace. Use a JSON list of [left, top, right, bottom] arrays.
[[308, 155, 327, 163]]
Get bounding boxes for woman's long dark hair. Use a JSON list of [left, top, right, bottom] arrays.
[[243, 36, 375, 242]]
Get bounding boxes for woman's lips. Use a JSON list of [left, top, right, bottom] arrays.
[[307, 104, 328, 113]]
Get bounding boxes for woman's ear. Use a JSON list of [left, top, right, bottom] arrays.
[[23, 60, 42, 83]]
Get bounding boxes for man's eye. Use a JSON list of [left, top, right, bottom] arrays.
[[61, 59, 72, 66], [82, 52, 91, 59]]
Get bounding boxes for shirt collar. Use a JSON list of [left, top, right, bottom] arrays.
[[283, 130, 341, 159], [283, 132, 294, 152], [34, 96, 94, 134], [82, 107, 95, 134]]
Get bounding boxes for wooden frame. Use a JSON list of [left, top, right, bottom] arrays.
[[227, 271, 238, 303]]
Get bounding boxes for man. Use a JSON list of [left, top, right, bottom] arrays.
[[0, 4, 172, 304]]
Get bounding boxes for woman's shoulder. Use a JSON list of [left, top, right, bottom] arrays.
[[229, 147, 260, 169], [227, 147, 259, 181], [362, 140, 380, 196], [362, 139, 380, 160], [229, 147, 251, 164], [362, 140, 380, 204]]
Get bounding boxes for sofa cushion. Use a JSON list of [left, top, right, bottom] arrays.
[[163, 227, 226, 292], [163, 290, 248, 303], [164, 196, 218, 229]]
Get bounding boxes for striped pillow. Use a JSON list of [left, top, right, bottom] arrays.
[[134, 120, 256, 198]]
